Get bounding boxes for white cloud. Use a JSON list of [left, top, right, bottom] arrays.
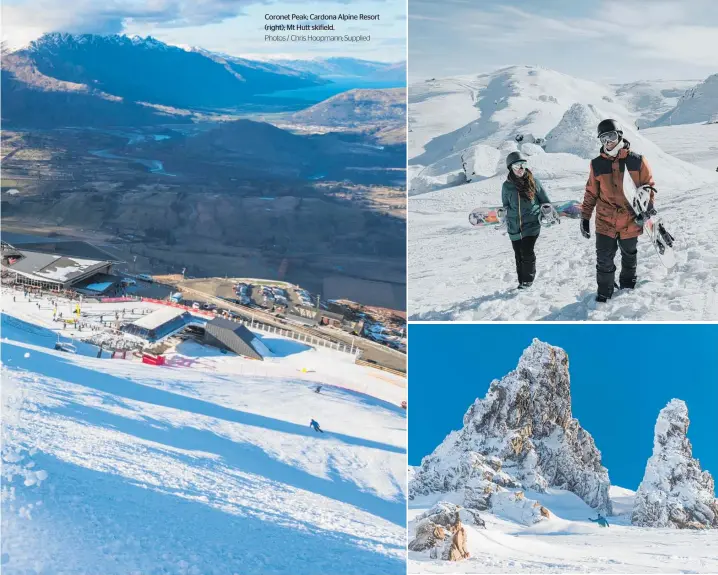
[[409, 0, 718, 82]]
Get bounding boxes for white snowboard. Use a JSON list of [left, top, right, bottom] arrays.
[[623, 168, 676, 270]]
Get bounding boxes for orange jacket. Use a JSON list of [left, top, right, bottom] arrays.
[[582, 140, 655, 239]]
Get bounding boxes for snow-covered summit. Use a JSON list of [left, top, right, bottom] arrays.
[[410, 339, 612, 514], [653, 74, 718, 126], [632, 399, 718, 529], [27, 33, 172, 52]]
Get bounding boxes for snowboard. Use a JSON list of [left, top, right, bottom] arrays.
[[468, 207, 506, 227], [468, 200, 581, 228], [622, 169, 676, 270]]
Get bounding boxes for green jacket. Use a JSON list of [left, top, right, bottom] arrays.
[[501, 175, 551, 241]]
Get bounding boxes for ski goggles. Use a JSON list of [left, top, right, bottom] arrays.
[[598, 130, 620, 144], [510, 161, 528, 172]]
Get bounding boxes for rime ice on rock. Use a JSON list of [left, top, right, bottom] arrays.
[[544, 103, 605, 159], [632, 399, 718, 529], [410, 339, 612, 515]]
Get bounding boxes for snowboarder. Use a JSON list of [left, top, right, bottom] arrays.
[[502, 151, 552, 289], [315, 385, 322, 393], [309, 419, 324, 433], [589, 513, 610, 527], [580, 119, 656, 302]]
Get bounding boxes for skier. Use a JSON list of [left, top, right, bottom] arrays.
[[589, 513, 610, 527], [580, 119, 656, 302], [502, 151, 552, 289], [309, 419, 324, 433]]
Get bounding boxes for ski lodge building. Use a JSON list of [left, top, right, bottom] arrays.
[[121, 307, 203, 343], [1, 245, 117, 293]]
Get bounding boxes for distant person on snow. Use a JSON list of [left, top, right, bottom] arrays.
[[310, 419, 324, 433], [315, 385, 322, 393], [580, 119, 656, 302], [502, 151, 552, 289], [589, 513, 609, 527]]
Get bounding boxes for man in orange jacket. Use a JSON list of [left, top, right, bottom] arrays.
[[580, 119, 656, 302]]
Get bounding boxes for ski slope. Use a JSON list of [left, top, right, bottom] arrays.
[[409, 486, 718, 574], [408, 66, 718, 321], [1, 293, 407, 574]]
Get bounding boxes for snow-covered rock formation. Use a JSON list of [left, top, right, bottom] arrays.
[[544, 103, 604, 159], [632, 399, 718, 529], [410, 339, 612, 514], [460, 144, 500, 182], [408, 501, 483, 560]]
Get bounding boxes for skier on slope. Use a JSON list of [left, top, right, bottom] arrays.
[[580, 119, 656, 302], [310, 419, 324, 433], [588, 513, 609, 527], [502, 151, 552, 289]]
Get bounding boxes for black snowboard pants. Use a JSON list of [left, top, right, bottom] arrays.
[[511, 234, 538, 285], [596, 233, 638, 298]]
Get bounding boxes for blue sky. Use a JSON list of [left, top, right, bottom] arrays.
[[409, 0, 718, 82], [409, 324, 718, 493], [2, 0, 406, 61]]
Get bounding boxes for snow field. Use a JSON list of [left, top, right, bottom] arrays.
[[409, 488, 718, 573], [0, 293, 407, 575]]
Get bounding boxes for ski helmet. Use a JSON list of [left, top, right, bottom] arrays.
[[597, 119, 622, 138], [506, 150, 527, 169]]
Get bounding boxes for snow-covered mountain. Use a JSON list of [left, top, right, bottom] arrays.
[[653, 73, 718, 126], [1, 294, 406, 574], [612, 79, 698, 127], [410, 339, 612, 515], [632, 399, 718, 529], [2, 33, 327, 120], [408, 65, 718, 321]]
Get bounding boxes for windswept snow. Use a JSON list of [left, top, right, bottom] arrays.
[[1, 292, 406, 574], [653, 74, 718, 126], [408, 66, 718, 321], [409, 486, 718, 574]]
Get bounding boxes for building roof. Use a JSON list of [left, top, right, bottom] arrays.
[[4, 250, 112, 285], [131, 307, 188, 330], [0, 233, 123, 262], [204, 318, 270, 360]]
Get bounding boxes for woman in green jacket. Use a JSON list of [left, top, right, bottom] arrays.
[[502, 151, 551, 289]]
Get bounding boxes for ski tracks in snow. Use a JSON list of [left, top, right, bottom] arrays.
[[410, 185, 718, 321]]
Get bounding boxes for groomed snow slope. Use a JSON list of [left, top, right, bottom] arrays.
[[409, 486, 718, 574], [1, 300, 406, 574], [408, 66, 718, 321]]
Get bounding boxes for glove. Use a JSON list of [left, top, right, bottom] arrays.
[[580, 218, 591, 239]]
